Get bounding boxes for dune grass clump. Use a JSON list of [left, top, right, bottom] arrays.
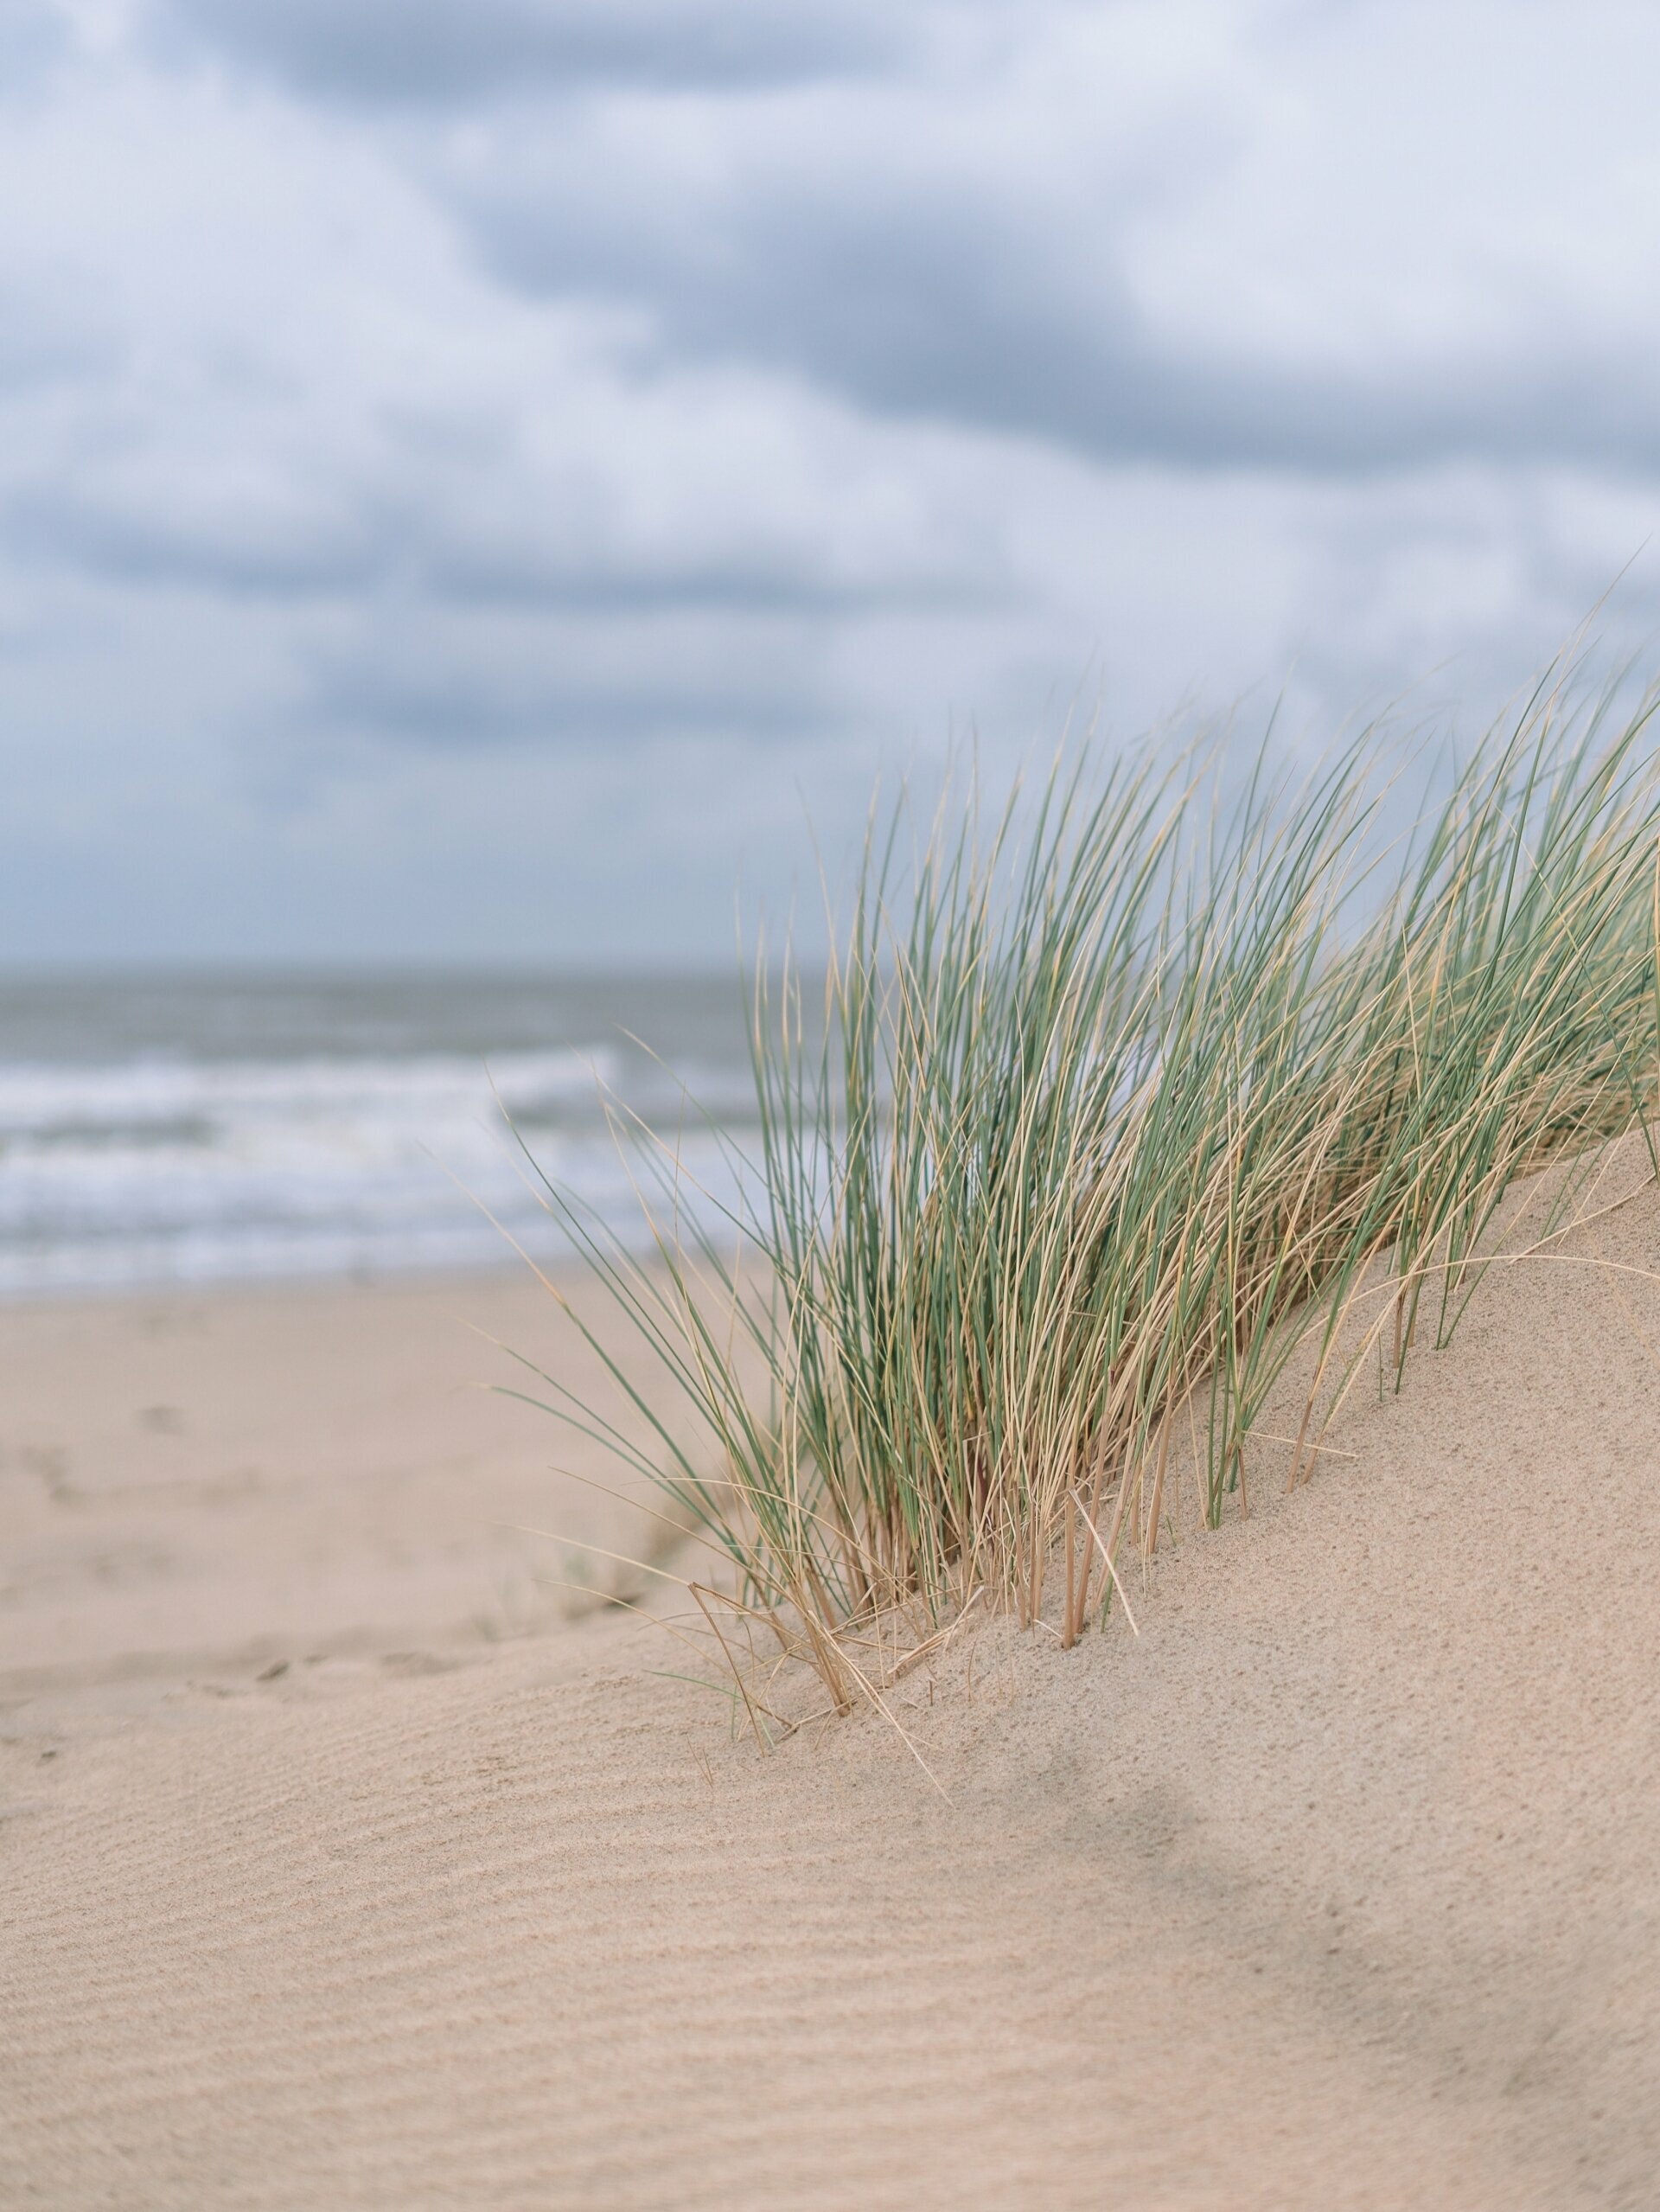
[[518, 673, 1660, 1727]]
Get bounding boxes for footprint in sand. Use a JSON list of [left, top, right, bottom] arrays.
[[17, 1445, 80, 1506]]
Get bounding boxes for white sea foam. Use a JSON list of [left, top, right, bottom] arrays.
[[0, 977, 758, 1295]]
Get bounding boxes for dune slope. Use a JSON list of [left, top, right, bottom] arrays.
[[4, 1168, 1660, 2209]]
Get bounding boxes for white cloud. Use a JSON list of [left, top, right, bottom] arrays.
[[0, 0, 1657, 959]]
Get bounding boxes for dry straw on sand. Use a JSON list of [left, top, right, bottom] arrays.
[[507, 668, 1660, 1734]]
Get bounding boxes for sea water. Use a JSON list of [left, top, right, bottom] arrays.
[[0, 969, 764, 1296]]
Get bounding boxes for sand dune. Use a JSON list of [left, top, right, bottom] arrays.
[[4, 1168, 1660, 2207]]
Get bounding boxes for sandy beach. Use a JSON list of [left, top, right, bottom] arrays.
[[0, 1269, 676, 1704], [10, 3, 1658, 2203], [4, 1180, 1660, 2209]]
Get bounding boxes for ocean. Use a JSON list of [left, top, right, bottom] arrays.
[[0, 969, 763, 1297]]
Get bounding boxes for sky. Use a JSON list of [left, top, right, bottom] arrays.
[[3, 0, 1660, 965]]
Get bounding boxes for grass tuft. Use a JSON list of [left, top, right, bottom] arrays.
[[518, 667, 1660, 1728]]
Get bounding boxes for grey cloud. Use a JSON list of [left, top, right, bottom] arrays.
[[464, 166, 1660, 482], [3, 482, 386, 598], [149, 0, 902, 100], [4, 474, 999, 621], [424, 548, 1002, 619], [303, 628, 834, 750], [0, 2, 69, 93], [0, 283, 118, 392]]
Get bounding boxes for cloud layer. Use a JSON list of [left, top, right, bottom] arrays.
[[150, 0, 904, 99], [1, 0, 1657, 959]]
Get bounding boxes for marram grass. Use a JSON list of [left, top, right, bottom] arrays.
[[511, 674, 1660, 1732]]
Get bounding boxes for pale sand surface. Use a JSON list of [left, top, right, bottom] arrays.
[[4, 1173, 1660, 2209], [0, 1270, 683, 1704]]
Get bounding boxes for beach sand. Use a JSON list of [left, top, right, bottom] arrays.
[[4, 1176, 1659, 2209]]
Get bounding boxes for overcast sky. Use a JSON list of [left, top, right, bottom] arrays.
[[4, 0, 1659, 964]]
